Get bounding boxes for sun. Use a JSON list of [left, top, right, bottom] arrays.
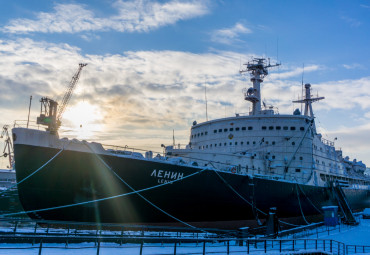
[[62, 101, 103, 139]]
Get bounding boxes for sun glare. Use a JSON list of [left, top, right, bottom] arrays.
[[62, 101, 103, 139]]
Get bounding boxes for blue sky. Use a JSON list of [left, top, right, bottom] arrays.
[[0, 0, 369, 167]]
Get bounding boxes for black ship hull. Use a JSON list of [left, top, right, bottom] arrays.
[[13, 143, 370, 229]]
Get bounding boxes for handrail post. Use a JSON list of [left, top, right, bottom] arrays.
[[330, 239, 333, 253], [174, 242, 177, 255], [227, 241, 229, 255], [203, 241, 206, 255], [264, 240, 267, 253], [323, 240, 326, 251], [96, 240, 100, 255], [34, 222, 38, 234], [247, 239, 250, 254], [13, 221, 18, 233], [140, 241, 143, 255], [38, 240, 43, 255], [280, 240, 282, 252]]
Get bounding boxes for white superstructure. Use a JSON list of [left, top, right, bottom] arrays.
[[166, 58, 368, 188]]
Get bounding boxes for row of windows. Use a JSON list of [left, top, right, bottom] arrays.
[[262, 126, 305, 131], [196, 140, 298, 149], [315, 159, 340, 169], [236, 166, 301, 173], [191, 126, 305, 139], [214, 126, 254, 133]]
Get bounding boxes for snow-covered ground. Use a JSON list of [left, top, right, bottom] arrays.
[[0, 219, 368, 254]]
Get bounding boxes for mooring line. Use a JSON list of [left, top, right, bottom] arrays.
[[296, 182, 323, 214], [0, 161, 206, 218], [213, 169, 302, 227], [0, 143, 69, 196], [83, 142, 211, 234], [296, 183, 310, 225]]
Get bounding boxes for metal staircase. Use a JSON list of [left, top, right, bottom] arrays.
[[331, 181, 358, 225]]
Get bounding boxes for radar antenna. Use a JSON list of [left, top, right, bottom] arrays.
[[293, 83, 324, 118], [240, 58, 280, 115]]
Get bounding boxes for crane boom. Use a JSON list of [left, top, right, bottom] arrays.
[[57, 63, 87, 121], [36, 63, 87, 134]]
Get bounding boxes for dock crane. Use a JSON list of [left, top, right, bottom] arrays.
[[1, 125, 14, 168], [37, 63, 87, 134]]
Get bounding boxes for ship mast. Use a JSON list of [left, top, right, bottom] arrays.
[[293, 83, 324, 118], [240, 58, 280, 115]]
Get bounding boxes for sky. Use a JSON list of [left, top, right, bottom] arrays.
[[0, 0, 370, 168]]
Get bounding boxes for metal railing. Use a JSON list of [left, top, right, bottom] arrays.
[[0, 218, 368, 254], [0, 236, 347, 255]]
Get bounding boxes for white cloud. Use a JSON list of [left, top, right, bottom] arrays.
[[210, 22, 252, 45], [342, 63, 365, 70], [340, 16, 362, 27], [1, 0, 209, 34], [0, 38, 369, 165], [269, 65, 321, 80]]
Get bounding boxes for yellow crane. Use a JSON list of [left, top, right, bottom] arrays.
[[37, 63, 87, 133]]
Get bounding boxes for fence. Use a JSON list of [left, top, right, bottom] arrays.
[[0, 218, 369, 254], [0, 236, 347, 255]]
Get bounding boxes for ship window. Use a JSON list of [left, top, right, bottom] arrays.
[[236, 127, 240, 131], [266, 141, 269, 144], [206, 145, 208, 148], [201, 132, 204, 136], [272, 155, 276, 159], [199, 146, 201, 149], [214, 130, 217, 133], [219, 143, 222, 146], [235, 142, 238, 145], [219, 129, 222, 132], [224, 142, 226, 146], [197, 133, 200, 137], [290, 126, 296, 131], [300, 127, 305, 131], [322, 161, 325, 165], [253, 141, 256, 145], [262, 126, 267, 130], [292, 142, 295, 145], [230, 128, 234, 131], [224, 128, 228, 132], [283, 126, 288, 130], [276, 126, 281, 130], [272, 141, 275, 145], [300, 156, 303, 160], [295, 168, 301, 173], [248, 126, 253, 130], [242, 127, 246, 130], [215, 144, 217, 147], [210, 144, 212, 148], [269, 126, 274, 130], [205, 131, 208, 135]]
